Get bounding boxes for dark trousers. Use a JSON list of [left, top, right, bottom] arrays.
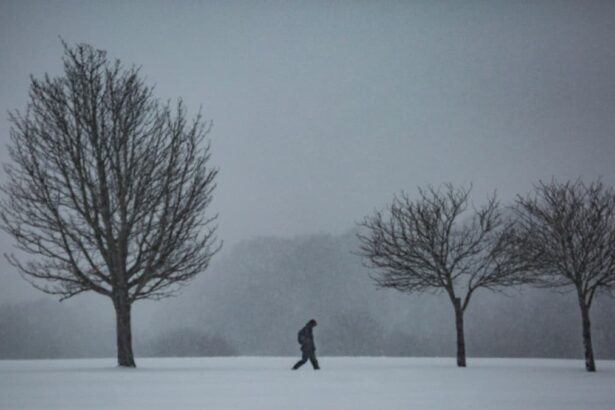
[[292, 350, 320, 370]]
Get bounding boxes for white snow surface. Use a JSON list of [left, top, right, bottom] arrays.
[[1, 357, 614, 409]]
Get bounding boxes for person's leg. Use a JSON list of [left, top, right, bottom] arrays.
[[292, 352, 308, 370], [308, 351, 320, 370]]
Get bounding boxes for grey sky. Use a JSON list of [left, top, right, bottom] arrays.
[[1, 0, 615, 302]]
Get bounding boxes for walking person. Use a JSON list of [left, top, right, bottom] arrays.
[[292, 319, 320, 370]]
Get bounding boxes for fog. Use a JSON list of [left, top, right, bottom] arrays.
[[1, 1, 614, 359], [2, 232, 614, 359]]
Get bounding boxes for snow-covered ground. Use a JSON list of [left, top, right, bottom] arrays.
[[1, 357, 614, 409]]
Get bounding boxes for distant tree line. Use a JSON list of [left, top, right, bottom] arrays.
[[358, 180, 615, 372], [0, 300, 236, 358]]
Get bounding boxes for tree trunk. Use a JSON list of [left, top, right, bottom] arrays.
[[453, 297, 466, 367], [113, 296, 136, 368], [578, 300, 596, 372]]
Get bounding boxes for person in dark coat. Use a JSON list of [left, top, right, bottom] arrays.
[[292, 319, 320, 370]]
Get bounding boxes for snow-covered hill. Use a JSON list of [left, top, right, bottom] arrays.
[[1, 357, 614, 409]]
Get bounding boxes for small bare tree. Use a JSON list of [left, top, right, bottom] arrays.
[[357, 184, 524, 367], [0, 43, 220, 367], [509, 179, 615, 372]]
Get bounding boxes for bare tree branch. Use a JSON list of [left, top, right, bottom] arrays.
[[357, 184, 526, 367], [0, 42, 220, 367], [508, 178, 615, 371]]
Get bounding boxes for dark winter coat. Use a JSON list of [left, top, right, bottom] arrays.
[[298, 324, 316, 352]]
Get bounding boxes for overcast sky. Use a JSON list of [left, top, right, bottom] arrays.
[[1, 0, 615, 302]]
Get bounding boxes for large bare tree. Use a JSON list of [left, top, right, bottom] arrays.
[[0, 43, 220, 367], [357, 184, 524, 367], [509, 179, 615, 372]]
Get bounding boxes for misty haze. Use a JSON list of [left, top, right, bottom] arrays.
[[1, 1, 614, 409]]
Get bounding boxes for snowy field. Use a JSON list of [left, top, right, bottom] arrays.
[[1, 357, 614, 410]]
